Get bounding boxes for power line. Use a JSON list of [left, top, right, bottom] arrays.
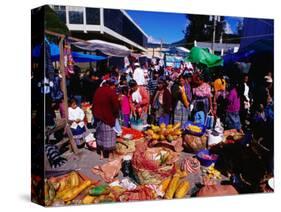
[[168, 33, 273, 46]]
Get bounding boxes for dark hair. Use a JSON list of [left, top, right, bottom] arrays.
[[68, 98, 77, 106], [121, 86, 129, 95], [158, 78, 167, 87], [210, 143, 266, 194], [129, 79, 138, 88], [178, 74, 185, 81]]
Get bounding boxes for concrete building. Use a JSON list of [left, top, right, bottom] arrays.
[[50, 5, 148, 52]]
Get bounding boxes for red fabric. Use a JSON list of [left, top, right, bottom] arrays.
[[93, 85, 120, 127], [162, 88, 172, 113], [138, 86, 150, 113]]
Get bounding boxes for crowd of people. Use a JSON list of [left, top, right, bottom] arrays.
[[30, 55, 274, 194], [52, 60, 272, 163]]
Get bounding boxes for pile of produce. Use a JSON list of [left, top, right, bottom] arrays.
[[183, 134, 207, 153], [82, 184, 127, 204], [116, 139, 136, 155], [183, 121, 206, 136], [159, 170, 190, 199], [46, 171, 94, 206], [202, 164, 222, 185], [223, 129, 244, 143], [132, 142, 179, 184], [144, 123, 182, 142], [119, 185, 157, 201]]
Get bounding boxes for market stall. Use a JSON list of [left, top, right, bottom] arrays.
[[42, 118, 254, 206]]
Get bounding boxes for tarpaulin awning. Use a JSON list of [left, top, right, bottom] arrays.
[[223, 39, 273, 65], [223, 49, 256, 65], [73, 39, 131, 57], [185, 47, 223, 68], [162, 46, 190, 56], [32, 43, 107, 62]]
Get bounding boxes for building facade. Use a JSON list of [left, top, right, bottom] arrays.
[[50, 5, 148, 52]]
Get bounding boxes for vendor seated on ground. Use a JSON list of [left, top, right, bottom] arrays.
[[194, 101, 205, 126], [68, 98, 86, 148]]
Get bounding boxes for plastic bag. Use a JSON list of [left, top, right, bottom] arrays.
[[205, 112, 214, 129], [89, 185, 109, 196], [197, 185, 238, 197], [121, 157, 140, 184], [92, 159, 122, 183]]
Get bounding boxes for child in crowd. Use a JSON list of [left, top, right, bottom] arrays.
[[194, 101, 205, 125], [120, 86, 131, 127], [68, 98, 86, 148]]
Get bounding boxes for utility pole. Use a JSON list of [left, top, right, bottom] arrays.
[[160, 38, 163, 58], [211, 15, 217, 54]]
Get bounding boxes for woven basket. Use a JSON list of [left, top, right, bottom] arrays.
[[183, 134, 207, 153], [132, 142, 179, 185], [134, 164, 176, 185]]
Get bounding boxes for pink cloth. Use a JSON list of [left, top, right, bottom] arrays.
[[193, 83, 211, 98], [59, 102, 66, 118], [226, 88, 240, 112], [121, 95, 130, 115]]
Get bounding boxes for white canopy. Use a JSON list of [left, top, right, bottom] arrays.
[[175, 46, 190, 53], [73, 39, 132, 57]]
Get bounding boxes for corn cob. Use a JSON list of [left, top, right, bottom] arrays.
[[175, 181, 190, 198], [160, 177, 172, 193], [82, 195, 96, 204], [68, 171, 80, 187], [164, 174, 180, 199], [61, 180, 92, 202]]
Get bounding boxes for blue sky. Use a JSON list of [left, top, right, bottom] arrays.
[[127, 10, 243, 44]]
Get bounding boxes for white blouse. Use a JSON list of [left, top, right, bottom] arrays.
[[68, 107, 85, 129]]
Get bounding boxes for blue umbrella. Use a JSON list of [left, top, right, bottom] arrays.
[[32, 43, 107, 62]]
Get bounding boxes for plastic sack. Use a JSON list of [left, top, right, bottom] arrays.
[[89, 185, 109, 196], [92, 159, 122, 183], [197, 185, 238, 197]]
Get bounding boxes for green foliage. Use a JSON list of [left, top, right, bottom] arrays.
[[44, 5, 69, 35]]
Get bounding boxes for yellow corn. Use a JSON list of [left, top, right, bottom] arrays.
[[61, 180, 92, 202], [82, 195, 96, 204], [164, 174, 180, 199], [68, 171, 80, 187], [160, 177, 172, 193], [188, 125, 202, 133], [175, 181, 190, 198]]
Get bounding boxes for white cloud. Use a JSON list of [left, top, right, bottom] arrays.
[[224, 21, 233, 34], [147, 35, 161, 44]]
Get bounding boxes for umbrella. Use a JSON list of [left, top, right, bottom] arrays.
[[223, 49, 255, 65], [73, 39, 131, 57], [32, 43, 107, 62], [185, 47, 223, 68]]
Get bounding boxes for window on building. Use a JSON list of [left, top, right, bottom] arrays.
[[52, 5, 66, 23], [86, 8, 100, 25], [69, 6, 84, 24]]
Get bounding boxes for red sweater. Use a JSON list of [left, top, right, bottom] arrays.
[[93, 85, 120, 127]]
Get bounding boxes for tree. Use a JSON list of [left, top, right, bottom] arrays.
[[184, 15, 227, 48], [237, 20, 244, 36], [184, 14, 210, 47], [45, 5, 69, 35]]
